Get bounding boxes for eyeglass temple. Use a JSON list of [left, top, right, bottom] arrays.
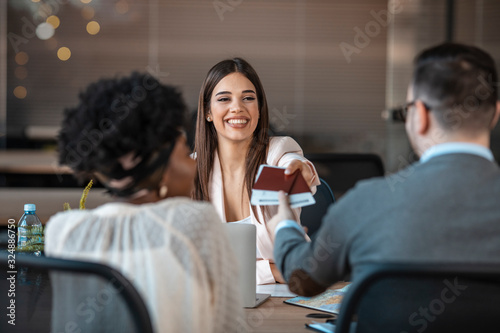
[[381, 107, 405, 122]]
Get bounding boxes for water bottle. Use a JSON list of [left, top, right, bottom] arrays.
[[17, 203, 43, 256]]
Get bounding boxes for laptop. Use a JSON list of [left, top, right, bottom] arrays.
[[223, 223, 271, 308]]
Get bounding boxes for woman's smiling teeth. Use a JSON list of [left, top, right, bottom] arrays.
[[227, 119, 248, 124]]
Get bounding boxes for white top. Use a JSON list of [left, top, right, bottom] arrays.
[[45, 197, 245, 333], [231, 216, 252, 224], [208, 136, 320, 284]]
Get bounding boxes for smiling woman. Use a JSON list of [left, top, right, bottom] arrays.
[[193, 58, 321, 285], [209, 72, 260, 146]]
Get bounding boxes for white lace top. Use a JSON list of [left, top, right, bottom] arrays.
[[45, 197, 245, 333]]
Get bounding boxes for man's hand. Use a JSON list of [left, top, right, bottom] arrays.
[[267, 191, 296, 241], [285, 159, 316, 187]]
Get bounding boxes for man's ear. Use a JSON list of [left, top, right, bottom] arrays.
[[414, 100, 430, 135], [490, 101, 500, 130]]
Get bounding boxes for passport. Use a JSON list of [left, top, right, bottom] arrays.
[[251, 165, 315, 208]]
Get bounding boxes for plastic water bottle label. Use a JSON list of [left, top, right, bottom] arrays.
[[18, 228, 28, 247], [17, 226, 41, 248]]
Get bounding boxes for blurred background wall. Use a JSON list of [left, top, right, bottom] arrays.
[[1, 0, 499, 172]]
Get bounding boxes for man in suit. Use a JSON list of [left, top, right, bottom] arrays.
[[268, 42, 500, 296]]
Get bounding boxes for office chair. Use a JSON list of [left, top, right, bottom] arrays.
[[300, 178, 335, 239], [335, 263, 500, 333], [0, 253, 153, 333], [305, 153, 385, 199]]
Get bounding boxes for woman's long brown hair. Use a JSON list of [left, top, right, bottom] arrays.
[[193, 58, 270, 220]]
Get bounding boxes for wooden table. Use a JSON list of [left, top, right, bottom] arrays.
[[242, 297, 315, 332], [243, 282, 348, 332]]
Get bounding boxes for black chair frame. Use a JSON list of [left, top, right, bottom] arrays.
[[335, 263, 500, 333], [317, 177, 335, 203], [0, 253, 154, 333], [300, 177, 335, 238]]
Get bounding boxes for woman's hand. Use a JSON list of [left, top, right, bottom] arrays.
[[285, 159, 316, 187]]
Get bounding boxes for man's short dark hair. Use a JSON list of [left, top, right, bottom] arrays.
[[412, 43, 498, 131]]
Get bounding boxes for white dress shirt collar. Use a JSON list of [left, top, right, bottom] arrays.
[[420, 142, 494, 163]]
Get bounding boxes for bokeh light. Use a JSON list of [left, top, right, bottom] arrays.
[[46, 15, 60, 29], [15, 52, 29, 66], [15, 67, 28, 80], [31, 0, 40, 3], [57, 47, 71, 61], [80, 0, 93, 4], [14, 86, 27, 99], [36, 22, 55, 40], [81, 6, 95, 20], [45, 37, 58, 50], [86, 21, 100, 35], [115, 0, 129, 14], [39, 4, 52, 16]]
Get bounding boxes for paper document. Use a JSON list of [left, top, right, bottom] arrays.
[[256, 283, 297, 298]]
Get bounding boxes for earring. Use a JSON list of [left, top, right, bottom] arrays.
[[159, 185, 168, 198], [206, 115, 212, 122]]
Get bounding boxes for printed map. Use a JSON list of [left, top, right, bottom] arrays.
[[284, 284, 351, 313]]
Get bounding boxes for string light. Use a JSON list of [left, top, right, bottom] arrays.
[[115, 0, 129, 14], [46, 15, 60, 29], [36, 22, 55, 40], [57, 47, 71, 61], [86, 21, 100, 35], [81, 6, 95, 20], [15, 52, 29, 66], [14, 86, 28, 99]]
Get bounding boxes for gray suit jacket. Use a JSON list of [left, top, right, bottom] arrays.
[[274, 153, 500, 295]]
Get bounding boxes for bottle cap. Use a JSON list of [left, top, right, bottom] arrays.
[[24, 203, 36, 212]]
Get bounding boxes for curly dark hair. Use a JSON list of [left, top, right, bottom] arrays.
[[58, 72, 187, 195]]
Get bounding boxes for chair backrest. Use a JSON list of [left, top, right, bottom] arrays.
[[335, 263, 500, 333], [300, 178, 335, 239], [305, 153, 384, 199], [0, 253, 153, 333]]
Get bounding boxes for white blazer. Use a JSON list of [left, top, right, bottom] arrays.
[[209, 136, 320, 284]]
